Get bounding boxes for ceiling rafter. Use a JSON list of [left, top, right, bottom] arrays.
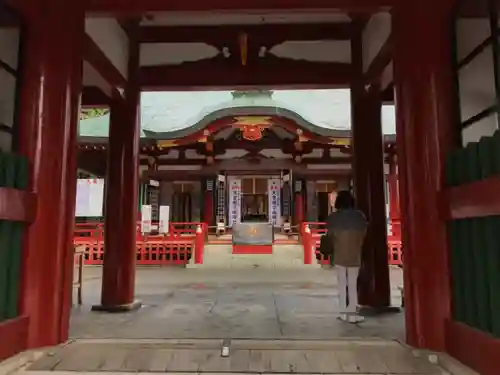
[[85, 0, 393, 14], [140, 56, 353, 89], [138, 23, 354, 46]]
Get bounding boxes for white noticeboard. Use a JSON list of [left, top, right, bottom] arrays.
[[141, 205, 152, 234], [75, 179, 105, 217], [159, 205, 170, 234]]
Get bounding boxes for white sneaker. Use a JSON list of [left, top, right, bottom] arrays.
[[347, 314, 365, 324], [337, 314, 348, 322]]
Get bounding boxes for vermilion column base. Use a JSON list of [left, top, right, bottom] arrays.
[[91, 300, 142, 313]]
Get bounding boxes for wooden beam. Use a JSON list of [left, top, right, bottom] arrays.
[[139, 23, 354, 45], [82, 87, 111, 107], [0, 4, 21, 27], [80, 149, 351, 165], [0, 188, 37, 223], [140, 156, 352, 165], [79, 138, 351, 157], [83, 33, 127, 91], [86, 0, 392, 14], [116, 18, 141, 38], [350, 13, 371, 33], [0, 122, 13, 134], [0, 57, 16, 77], [381, 83, 394, 103], [140, 57, 353, 90], [145, 169, 352, 181], [441, 176, 500, 220], [77, 150, 107, 176]]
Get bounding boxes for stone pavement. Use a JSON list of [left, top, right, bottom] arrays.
[[6, 266, 468, 374], [71, 267, 405, 340]]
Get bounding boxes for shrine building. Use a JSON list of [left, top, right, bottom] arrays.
[[77, 90, 398, 230]]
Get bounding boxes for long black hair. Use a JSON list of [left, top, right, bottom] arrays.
[[334, 190, 355, 210]]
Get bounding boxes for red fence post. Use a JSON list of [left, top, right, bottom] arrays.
[[194, 225, 204, 264], [303, 224, 313, 264]]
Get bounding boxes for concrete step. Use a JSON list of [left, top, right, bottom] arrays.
[[193, 244, 321, 269], [20, 338, 444, 374]]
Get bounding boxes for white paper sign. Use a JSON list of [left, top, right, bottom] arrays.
[[228, 178, 241, 227], [75, 179, 105, 217], [159, 205, 170, 234], [75, 181, 90, 217], [268, 179, 281, 226], [141, 205, 152, 233]]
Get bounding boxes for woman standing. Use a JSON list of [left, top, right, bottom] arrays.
[[325, 190, 367, 323]]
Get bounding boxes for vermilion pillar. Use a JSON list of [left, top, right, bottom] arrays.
[[351, 83, 391, 309], [387, 153, 401, 240], [393, 0, 454, 351], [17, 0, 84, 347], [203, 188, 213, 226], [92, 27, 142, 312]]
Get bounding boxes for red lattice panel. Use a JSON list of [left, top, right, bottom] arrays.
[[74, 223, 103, 243], [137, 240, 193, 265], [388, 239, 403, 266], [75, 240, 195, 266], [73, 221, 205, 266], [82, 242, 105, 265], [169, 222, 207, 237]]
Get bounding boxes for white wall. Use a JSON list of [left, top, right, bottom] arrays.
[[0, 27, 20, 152], [456, 18, 499, 145]]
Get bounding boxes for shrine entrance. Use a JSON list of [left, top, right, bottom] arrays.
[[241, 194, 268, 222], [1, 0, 498, 373], [171, 183, 194, 223], [240, 176, 271, 223]]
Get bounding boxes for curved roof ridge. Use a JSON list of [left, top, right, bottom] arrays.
[[78, 91, 396, 138], [141, 94, 351, 139]]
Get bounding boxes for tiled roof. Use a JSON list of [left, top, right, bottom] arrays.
[[78, 89, 396, 138]]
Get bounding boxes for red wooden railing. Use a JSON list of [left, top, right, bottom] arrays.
[[301, 222, 403, 266], [387, 236, 403, 266], [74, 221, 207, 266], [169, 222, 206, 236]]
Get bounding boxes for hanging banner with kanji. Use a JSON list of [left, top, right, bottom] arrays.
[[228, 178, 242, 227], [267, 179, 281, 226]]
